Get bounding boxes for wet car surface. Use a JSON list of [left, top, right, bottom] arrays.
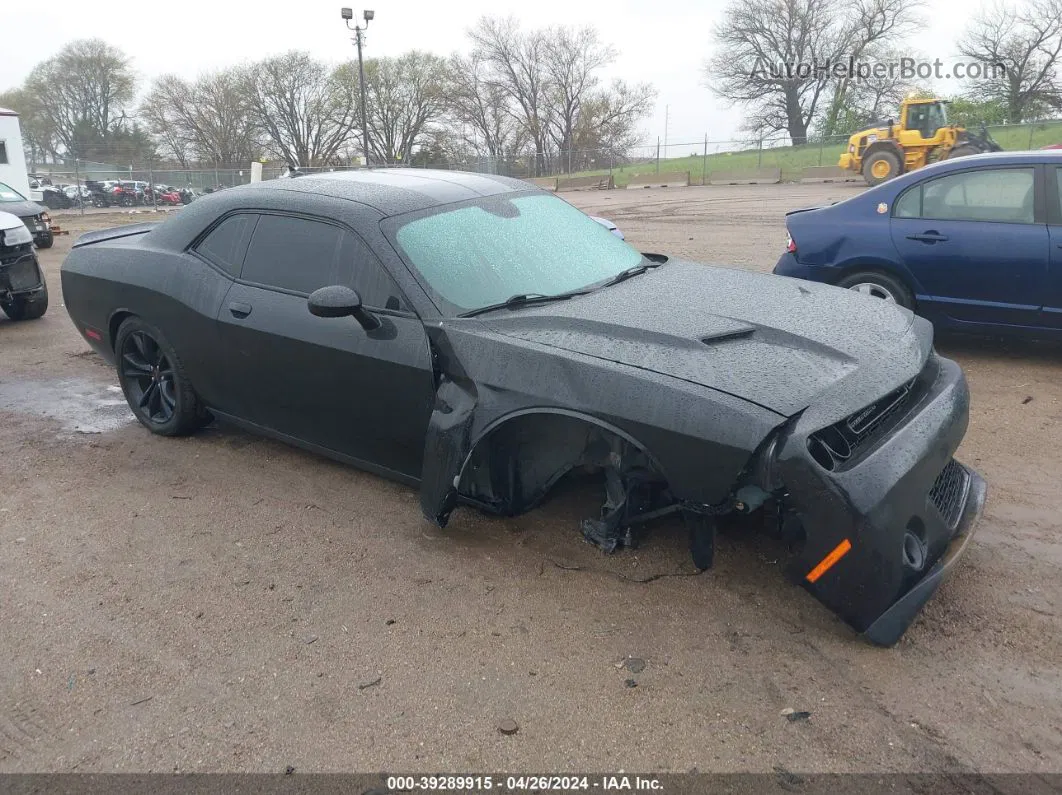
[[58, 170, 984, 644]]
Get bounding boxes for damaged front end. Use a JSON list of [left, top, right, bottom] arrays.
[[417, 319, 984, 647], [773, 351, 986, 645]]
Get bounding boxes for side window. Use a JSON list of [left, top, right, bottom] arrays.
[[242, 215, 343, 293], [194, 214, 258, 277], [893, 186, 921, 218], [0, 141, 8, 165], [920, 168, 1035, 224], [242, 214, 406, 309]]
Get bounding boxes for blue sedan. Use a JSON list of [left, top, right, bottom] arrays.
[[774, 150, 1062, 338]]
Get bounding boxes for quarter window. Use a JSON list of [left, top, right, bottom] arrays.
[[194, 214, 258, 277], [241, 214, 405, 309], [908, 168, 1036, 224], [0, 141, 8, 165]]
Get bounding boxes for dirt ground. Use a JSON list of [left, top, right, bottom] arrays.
[[1, 184, 1060, 775]]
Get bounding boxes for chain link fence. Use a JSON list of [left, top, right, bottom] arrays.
[[26, 117, 1062, 208]]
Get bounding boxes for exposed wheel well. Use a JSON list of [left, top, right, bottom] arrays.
[[457, 411, 668, 517]]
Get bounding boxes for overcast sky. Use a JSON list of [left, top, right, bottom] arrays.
[[4, 0, 984, 153]]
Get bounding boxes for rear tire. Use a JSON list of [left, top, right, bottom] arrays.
[[114, 317, 209, 436], [1, 284, 49, 320], [836, 270, 913, 310], [863, 150, 902, 186]]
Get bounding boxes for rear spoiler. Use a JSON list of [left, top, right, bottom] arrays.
[[784, 206, 822, 217], [72, 222, 159, 248]]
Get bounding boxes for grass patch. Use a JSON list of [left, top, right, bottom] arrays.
[[565, 121, 1062, 186]]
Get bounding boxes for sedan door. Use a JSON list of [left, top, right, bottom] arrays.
[[216, 213, 436, 481], [890, 165, 1048, 328], [1044, 165, 1062, 329]]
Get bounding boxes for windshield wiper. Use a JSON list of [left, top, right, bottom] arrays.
[[593, 259, 663, 290], [459, 291, 588, 318]]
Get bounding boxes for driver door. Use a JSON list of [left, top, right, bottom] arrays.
[[215, 213, 436, 480]]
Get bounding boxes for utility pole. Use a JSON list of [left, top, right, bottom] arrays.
[[663, 104, 669, 162], [343, 8, 375, 168]]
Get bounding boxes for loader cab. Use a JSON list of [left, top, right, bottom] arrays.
[[903, 100, 949, 141]]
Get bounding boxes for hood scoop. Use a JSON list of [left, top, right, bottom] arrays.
[[700, 326, 755, 345]]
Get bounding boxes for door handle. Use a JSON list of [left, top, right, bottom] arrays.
[[906, 232, 949, 243], [228, 301, 252, 318]]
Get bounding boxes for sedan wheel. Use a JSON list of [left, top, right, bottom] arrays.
[[835, 270, 913, 310], [848, 282, 898, 302], [114, 317, 210, 436]]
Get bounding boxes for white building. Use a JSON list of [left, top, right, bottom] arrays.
[[0, 107, 31, 198]]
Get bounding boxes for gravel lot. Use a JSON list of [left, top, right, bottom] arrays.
[[2, 184, 1061, 774]]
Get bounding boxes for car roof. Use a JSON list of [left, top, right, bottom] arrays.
[[221, 168, 534, 216]]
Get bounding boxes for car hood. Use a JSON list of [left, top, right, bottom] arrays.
[[0, 200, 46, 220], [478, 260, 930, 418]]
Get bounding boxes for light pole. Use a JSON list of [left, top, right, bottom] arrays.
[[342, 7, 374, 168]]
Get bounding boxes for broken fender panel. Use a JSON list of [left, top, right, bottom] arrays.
[[418, 320, 785, 527]]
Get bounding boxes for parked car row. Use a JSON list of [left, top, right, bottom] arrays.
[[28, 151, 1061, 645], [28, 175, 201, 209]]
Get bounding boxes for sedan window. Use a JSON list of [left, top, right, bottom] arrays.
[[917, 168, 1035, 224], [391, 193, 644, 315]]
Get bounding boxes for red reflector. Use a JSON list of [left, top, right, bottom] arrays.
[[85, 328, 102, 340]]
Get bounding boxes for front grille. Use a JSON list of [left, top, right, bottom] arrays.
[[807, 376, 920, 470], [1, 254, 42, 291], [929, 459, 969, 530]]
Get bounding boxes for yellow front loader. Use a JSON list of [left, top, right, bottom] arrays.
[[839, 98, 1002, 187]]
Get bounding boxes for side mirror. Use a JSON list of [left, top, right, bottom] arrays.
[[307, 285, 380, 331]]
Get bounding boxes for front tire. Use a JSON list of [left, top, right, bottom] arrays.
[[114, 317, 207, 436], [836, 270, 913, 310], [35, 231, 54, 249], [1, 284, 49, 320], [863, 150, 902, 186], [946, 143, 981, 159]]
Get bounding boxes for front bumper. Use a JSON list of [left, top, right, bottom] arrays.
[[776, 353, 986, 645], [22, 217, 51, 245], [0, 251, 45, 299], [863, 464, 985, 645]]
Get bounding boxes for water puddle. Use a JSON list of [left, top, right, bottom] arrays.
[[0, 377, 135, 434]]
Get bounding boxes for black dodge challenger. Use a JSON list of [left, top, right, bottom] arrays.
[[60, 169, 985, 645]]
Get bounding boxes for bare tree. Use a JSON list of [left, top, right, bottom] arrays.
[[23, 38, 136, 157], [706, 0, 918, 144], [468, 17, 553, 174], [141, 69, 260, 167], [543, 26, 616, 158], [574, 80, 657, 159], [958, 0, 1062, 123], [817, 44, 927, 133], [447, 51, 523, 157], [0, 87, 60, 165], [247, 51, 359, 167], [359, 51, 449, 164]]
